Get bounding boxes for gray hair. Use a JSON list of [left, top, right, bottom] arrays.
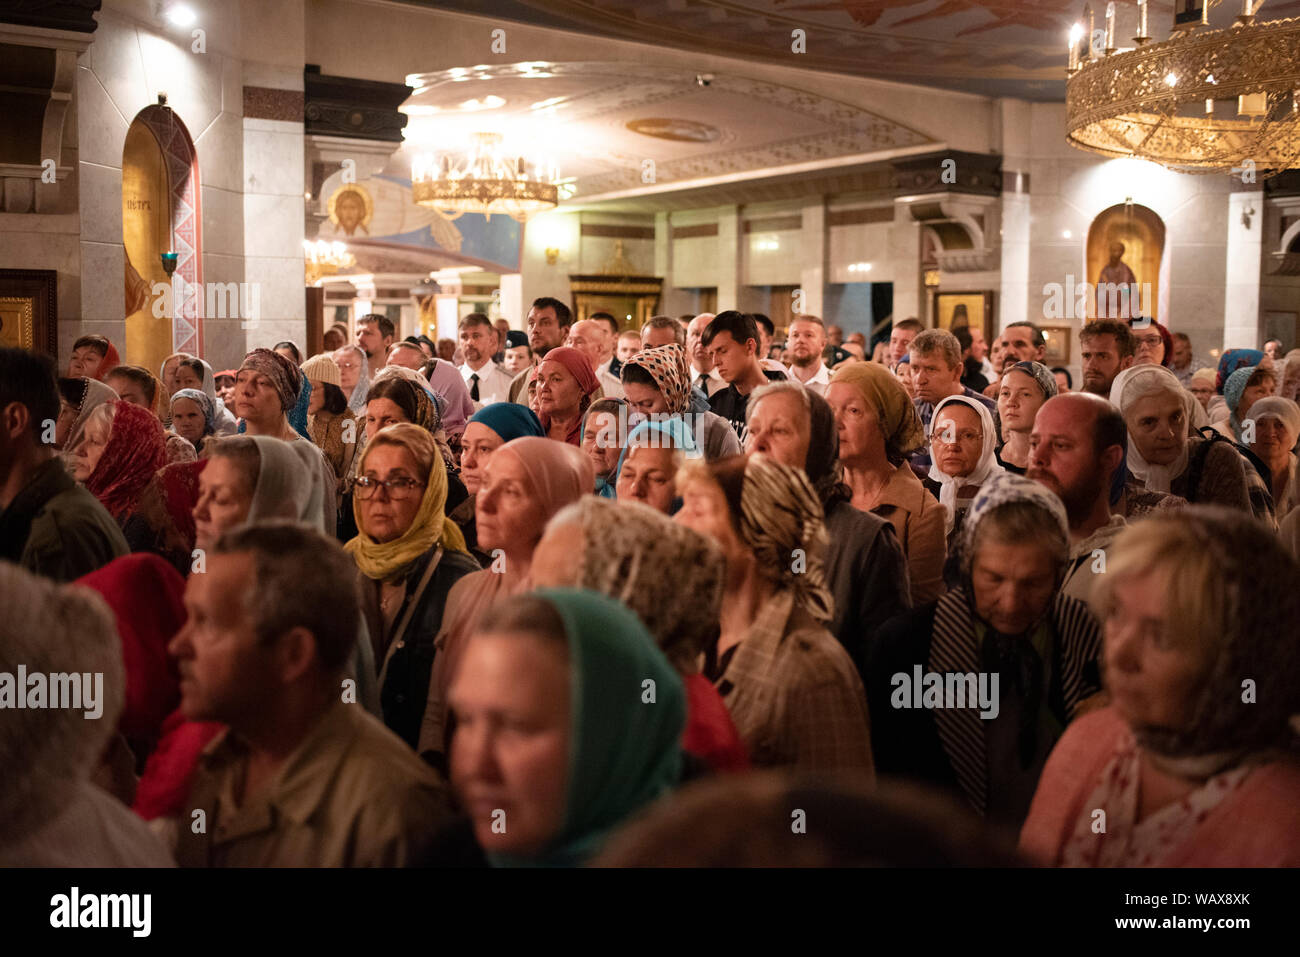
[[746, 381, 812, 430], [909, 329, 962, 369], [640, 315, 686, 347]]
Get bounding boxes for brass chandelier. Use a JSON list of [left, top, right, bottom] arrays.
[[1066, 1, 1300, 174], [411, 132, 559, 222]]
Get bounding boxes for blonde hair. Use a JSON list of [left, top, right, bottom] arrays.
[[359, 421, 435, 480]]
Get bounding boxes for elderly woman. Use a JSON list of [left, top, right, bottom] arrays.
[[826, 362, 947, 605], [1188, 367, 1217, 411], [580, 397, 626, 497], [534, 345, 599, 444], [448, 589, 685, 866], [1247, 397, 1300, 521], [925, 394, 1004, 545], [531, 497, 749, 772], [996, 360, 1057, 474], [868, 473, 1104, 827], [345, 422, 479, 750], [453, 402, 546, 561], [1110, 364, 1253, 514], [417, 437, 592, 769], [675, 454, 873, 773], [1214, 364, 1276, 442], [193, 435, 329, 549], [746, 382, 911, 675], [55, 376, 117, 451], [173, 357, 239, 436], [1020, 508, 1300, 866], [615, 417, 698, 515], [1280, 349, 1300, 402], [620, 342, 741, 461], [169, 388, 217, 456], [335, 343, 370, 417], [68, 400, 166, 530], [1209, 348, 1267, 423], [300, 353, 357, 505]]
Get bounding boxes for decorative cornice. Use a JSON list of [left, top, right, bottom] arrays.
[[0, 0, 100, 33], [891, 151, 1003, 197], [304, 65, 411, 144]]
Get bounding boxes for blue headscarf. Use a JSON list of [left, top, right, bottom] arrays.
[[240, 377, 312, 439], [581, 399, 627, 498], [487, 588, 685, 868], [1217, 349, 1265, 394], [467, 402, 545, 443], [1224, 365, 1265, 442], [613, 417, 701, 486]]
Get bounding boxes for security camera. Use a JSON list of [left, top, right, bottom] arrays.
[[696, 73, 714, 87]]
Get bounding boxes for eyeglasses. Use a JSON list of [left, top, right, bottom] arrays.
[[934, 428, 983, 445], [354, 476, 426, 500], [1135, 335, 1163, 348]]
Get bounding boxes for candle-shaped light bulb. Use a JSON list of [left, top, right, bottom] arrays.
[[1069, 22, 1083, 71], [1105, 2, 1116, 51], [1138, 0, 1148, 38]]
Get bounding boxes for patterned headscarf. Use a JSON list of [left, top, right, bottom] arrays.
[[828, 361, 926, 460], [238, 348, 302, 412], [548, 496, 725, 671], [60, 376, 118, 452], [1216, 348, 1265, 394], [621, 343, 691, 415], [1005, 360, 1059, 401], [84, 400, 167, 519], [727, 454, 833, 623], [927, 394, 1004, 530], [370, 365, 445, 434], [958, 471, 1069, 575], [1110, 364, 1194, 493], [170, 388, 216, 437]]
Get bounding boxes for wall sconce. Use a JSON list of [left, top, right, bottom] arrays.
[[1241, 203, 1256, 229], [160, 252, 179, 277], [545, 246, 560, 265]]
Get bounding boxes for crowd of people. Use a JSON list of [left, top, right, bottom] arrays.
[[1, 299, 1297, 868]]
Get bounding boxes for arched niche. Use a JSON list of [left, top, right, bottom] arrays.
[[1086, 204, 1165, 321], [122, 105, 202, 375]]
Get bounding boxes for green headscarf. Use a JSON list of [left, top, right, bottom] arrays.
[[491, 588, 686, 868]]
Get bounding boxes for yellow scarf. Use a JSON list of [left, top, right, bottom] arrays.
[[345, 450, 468, 581]]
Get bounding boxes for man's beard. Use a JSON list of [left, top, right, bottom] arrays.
[[1035, 464, 1104, 527], [791, 350, 818, 369]]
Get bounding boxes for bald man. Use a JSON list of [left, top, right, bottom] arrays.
[[568, 319, 623, 399], [686, 313, 725, 397]]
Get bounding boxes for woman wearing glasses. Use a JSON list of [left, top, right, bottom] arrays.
[[346, 422, 480, 749], [923, 395, 1004, 552]]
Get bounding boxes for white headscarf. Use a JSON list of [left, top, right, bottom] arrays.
[[196, 357, 239, 435], [1109, 364, 1193, 493], [927, 394, 1004, 533], [246, 435, 328, 532], [336, 344, 371, 416]]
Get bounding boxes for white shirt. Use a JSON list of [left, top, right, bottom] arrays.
[[596, 357, 625, 400], [786, 361, 831, 396], [690, 364, 727, 398], [459, 360, 513, 409]]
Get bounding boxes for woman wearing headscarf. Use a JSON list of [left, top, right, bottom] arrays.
[[346, 423, 479, 750], [169, 388, 217, 457], [1246, 397, 1300, 522], [868, 473, 1104, 828], [532, 497, 749, 773], [366, 365, 457, 467], [334, 343, 371, 417], [1187, 366, 1217, 411], [924, 394, 1004, 545], [232, 348, 336, 533], [619, 342, 741, 461], [158, 352, 192, 400], [300, 352, 358, 508], [1213, 364, 1276, 442], [175, 356, 237, 435], [1209, 348, 1267, 423], [1129, 318, 1173, 368], [580, 397, 626, 497], [1279, 348, 1300, 402], [55, 375, 117, 451], [827, 362, 947, 605], [68, 400, 167, 531], [675, 454, 873, 773], [533, 345, 599, 445], [996, 360, 1057, 474], [453, 402, 545, 561], [614, 416, 699, 515], [417, 356, 477, 440], [746, 382, 912, 677], [417, 437, 593, 770], [447, 589, 685, 867], [1110, 364, 1253, 514], [1021, 508, 1300, 866], [0, 562, 171, 866]]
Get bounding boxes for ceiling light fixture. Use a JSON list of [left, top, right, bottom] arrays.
[[412, 132, 560, 222], [163, 3, 197, 27]]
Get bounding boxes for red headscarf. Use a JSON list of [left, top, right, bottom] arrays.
[[92, 341, 121, 380], [76, 553, 185, 738], [85, 400, 167, 519], [536, 345, 599, 444]]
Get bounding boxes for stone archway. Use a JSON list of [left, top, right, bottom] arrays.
[[1086, 204, 1165, 321], [122, 105, 203, 374]]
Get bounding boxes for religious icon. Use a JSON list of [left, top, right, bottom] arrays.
[[327, 184, 374, 236], [1096, 241, 1139, 319]]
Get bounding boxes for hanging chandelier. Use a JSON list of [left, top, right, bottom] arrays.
[[1065, 1, 1300, 174], [411, 132, 559, 222], [303, 239, 355, 285]]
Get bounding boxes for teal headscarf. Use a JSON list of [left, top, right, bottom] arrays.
[[1224, 364, 1262, 442], [490, 588, 685, 868], [581, 399, 627, 498]]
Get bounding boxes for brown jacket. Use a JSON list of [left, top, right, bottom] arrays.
[[870, 464, 948, 605]]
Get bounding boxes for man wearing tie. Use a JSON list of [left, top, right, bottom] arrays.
[[687, 313, 726, 398], [458, 312, 513, 409]]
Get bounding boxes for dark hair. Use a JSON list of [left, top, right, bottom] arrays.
[[1173, 332, 1192, 346], [1080, 319, 1135, 358], [272, 341, 303, 364], [1050, 366, 1073, 390], [893, 318, 924, 334], [590, 312, 620, 337], [459, 312, 493, 333], [177, 357, 205, 382], [365, 376, 420, 423], [213, 521, 360, 674], [1004, 320, 1045, 348], [476, 593, 570, 652], [952, 326, 974, 352], [1090, 399, 1127, 458], [620, 362, 660, 391], [104, 365, 158, 406], [358, 313, 395, 339], [320, 381, 348, 415], [752, 313, 774, 338], [702, 310, 758, 350], [57, 376, 87, 407], [531, 296, 572, 329], [0, 347, 60, 437], [71, 335, 109, 357]]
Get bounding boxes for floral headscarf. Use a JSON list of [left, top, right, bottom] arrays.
[[1216, 349, 1265, 394], [238, 348, 302, 412], [621, 343, 691, 415], [170, 388, 216, 437], [958, 471, 1069, 575]]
